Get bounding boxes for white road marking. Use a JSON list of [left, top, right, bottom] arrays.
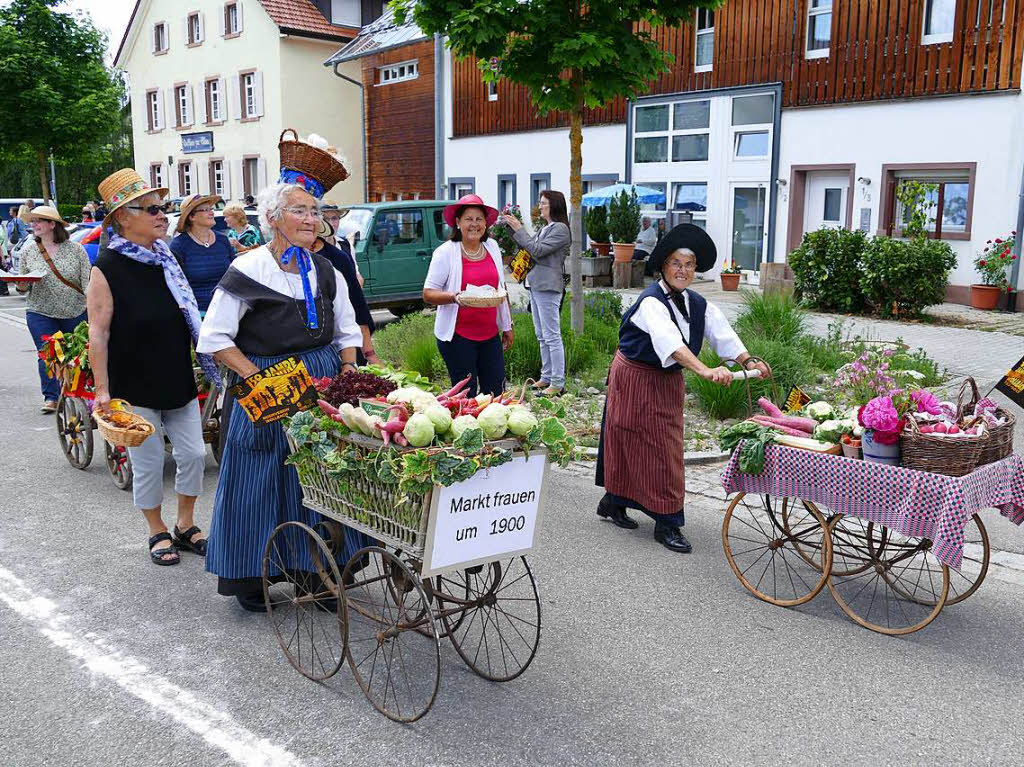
[[0, 311, 27, 328], [0, 565, 306, 767]]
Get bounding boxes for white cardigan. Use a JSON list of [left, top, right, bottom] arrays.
[[424, 239, 512, 342]]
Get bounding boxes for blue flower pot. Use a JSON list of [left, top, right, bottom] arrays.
[[862, 429, 900, 465]]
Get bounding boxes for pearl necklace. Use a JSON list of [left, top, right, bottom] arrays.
[[462, 243, 485, 261]]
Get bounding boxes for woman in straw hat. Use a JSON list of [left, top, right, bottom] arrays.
[[198, 163, 374, 612], [169, 193, 234, 314], [595, 224, 770, 554], [88, 168, 220, 567], [15, 206, 91, 413]]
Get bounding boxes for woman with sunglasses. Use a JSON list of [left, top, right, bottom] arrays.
[[169, 194, 234, 315], [87, 169, 216, 567]]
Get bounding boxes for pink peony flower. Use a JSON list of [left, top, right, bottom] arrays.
[[911, 389, 942, 415], [862, 396, 900, 433]]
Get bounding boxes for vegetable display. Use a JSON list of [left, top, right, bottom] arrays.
[[316, 370, 397, 407]]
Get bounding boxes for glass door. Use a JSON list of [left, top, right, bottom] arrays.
[[729, 185, 767, 271]]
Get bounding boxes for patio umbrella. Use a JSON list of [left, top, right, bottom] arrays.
[[581, 183, 666, 207]]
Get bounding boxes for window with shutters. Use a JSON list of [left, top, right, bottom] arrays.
[[150, 163, 164, 190], [695, 10, 714, 72], [243, 157, 259, 198], [241, 72, 257, 118], [153, 22, 168, 54], [224, 2, 240, 35], [187, 12, 201, 45], [146, 90, 158, 131], [210, 160, 226, 197], [174, 84, 190, 127], [179, 162, 195, 197], [205, 78, 222, 123]]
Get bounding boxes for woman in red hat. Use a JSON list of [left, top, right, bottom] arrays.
[[423, 194, 513, 397]]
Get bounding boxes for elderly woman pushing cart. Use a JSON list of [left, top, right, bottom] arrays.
[[596, 224, 770, 553]]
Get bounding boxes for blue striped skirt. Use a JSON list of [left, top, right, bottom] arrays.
[[206, 344, 373, 587]]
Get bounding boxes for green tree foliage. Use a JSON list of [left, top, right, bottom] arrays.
[[394, 0, 722, 332], [0, 0, 126, 201]]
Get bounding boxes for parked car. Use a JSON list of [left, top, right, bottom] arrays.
[[336, 201, 452, 315], [70, 221, 101, 263]]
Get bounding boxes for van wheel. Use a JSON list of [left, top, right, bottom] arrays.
[[390, 303, 424, 317]]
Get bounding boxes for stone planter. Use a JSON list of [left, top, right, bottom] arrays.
[[612, 242, 635, 262], [581, 255, 612, 277], [720, 272, 741, 291], [590, 241, 611, 257], [970, 284, 1003, 310], [840, 439, 862, 460], [862, 430, 900, 465]]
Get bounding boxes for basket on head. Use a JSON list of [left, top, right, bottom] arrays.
[[278, 129, 349, 193], [95, 399, 156, 448], [955, 377, 1016, 466], [900, 417, 988, 477]]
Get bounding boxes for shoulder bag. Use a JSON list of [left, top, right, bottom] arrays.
[[39, 244, 84, 295]]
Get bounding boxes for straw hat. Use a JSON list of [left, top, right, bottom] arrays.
[[99, 168, 168, 216], [176, 193, 223, 233], [27, 205, 70, 227]]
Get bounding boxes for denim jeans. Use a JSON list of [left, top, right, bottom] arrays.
[[529, 289, 565, 388], [26, 311, 88, 402], [436, 333, 506, 397]]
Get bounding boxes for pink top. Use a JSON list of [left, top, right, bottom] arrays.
[[454, 254, 500, 342]]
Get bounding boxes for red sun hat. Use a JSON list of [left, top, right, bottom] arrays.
[[442, 193, 500, 229]]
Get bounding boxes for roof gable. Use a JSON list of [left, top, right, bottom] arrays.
[[257, 0, 358, 41]]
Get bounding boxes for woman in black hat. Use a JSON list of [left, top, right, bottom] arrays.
[[595, 224, 770, 553]]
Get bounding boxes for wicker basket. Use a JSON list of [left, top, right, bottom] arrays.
[[95, 399, 156, 448], [458, 291, 508, 308], [956, 377, 1016, 466], [278, 128, 349, 190], [900, 417, 988, 477]]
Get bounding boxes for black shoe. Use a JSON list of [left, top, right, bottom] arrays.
[[596, 496, 639, 530], [236, 592, 267, 612], [654, 526, 692, 553]]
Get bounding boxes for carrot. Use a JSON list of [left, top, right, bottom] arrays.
[[757, 397, 783, 419], [318, 399, 340, 416], [748, 416, 813, 437]]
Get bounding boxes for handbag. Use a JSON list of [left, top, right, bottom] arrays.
[[509, 248, 535, 283], [39, 245, 84, 295]]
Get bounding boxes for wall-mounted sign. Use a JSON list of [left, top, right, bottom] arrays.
[[859, 207, 872, 232], [181, 131, 214, 154]]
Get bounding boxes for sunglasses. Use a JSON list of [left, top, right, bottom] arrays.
[[126, 203, 172, 216]]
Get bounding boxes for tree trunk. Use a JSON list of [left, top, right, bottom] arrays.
[[568, 103, 584, 335], [36, 149, 50, 203]]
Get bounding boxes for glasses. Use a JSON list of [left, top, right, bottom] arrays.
[[664, 260, 697, 273], [126, 203, 172, 215], [285, 206, 323, 220], [193, 206, 215, 214]]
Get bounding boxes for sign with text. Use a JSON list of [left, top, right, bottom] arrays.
[[784, 386, 811, 413], [421, 452, 547, 577], [995, 354, 1024, 410], [229, 357, 318, 427], [181, 131, 214, 154]]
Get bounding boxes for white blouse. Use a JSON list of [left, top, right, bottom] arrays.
[[630, 280, 746, 368], [197, 245, 362, 354], [423, 239, 513, 342]]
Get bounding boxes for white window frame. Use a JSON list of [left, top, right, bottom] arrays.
[[188, 12, 201, 45], [153, 22, 168, 53], [181, 162, 195, 197], [487, 81, 498, 101], [207, 79, 222, 122], [211, 160, 225, 197], [632, 104, 670, 165], [922, 0, 955, 45], [242, 73, 256, 118], [670, 99, 710, 163], [695, 9, 714, 73], [806, 0, 832, 59], [176, 85, 190, 127], [148, 90, 160, 130], [730, 93, 775, 163], [377, 60, 419, 86], [150, 163, 164, 190], [226, 3, 240, 34], [671, 181, 709, 228]]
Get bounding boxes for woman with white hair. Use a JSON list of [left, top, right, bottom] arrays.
[[198, 181, 372, 612]]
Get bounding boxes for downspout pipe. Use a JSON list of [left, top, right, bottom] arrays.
[[434, 33, 445, 199], [331, 62, 368, 202], [1011, 158, 1024, 309]]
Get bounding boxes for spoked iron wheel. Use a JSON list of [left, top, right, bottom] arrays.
[[343, 546, 440, 723], [826, 515, 949, 635], [722, 493, 833, 607], [262, 521, 346, 682], [437, 557, 541, 682], [56, 394, 93, 469], [825, 515, 876, 577], [105, 441, 133, 490]]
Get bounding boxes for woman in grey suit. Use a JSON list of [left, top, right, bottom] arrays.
[[502, 190, 570, 395]]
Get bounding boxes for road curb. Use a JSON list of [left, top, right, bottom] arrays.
[[580, 446, 729, 466]]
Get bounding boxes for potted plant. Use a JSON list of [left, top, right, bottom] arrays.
[[971, 233, 1016, 310], [720, 260, 742, 291], [584, 205, 611, 256], [608, 189, 641, 262], [840, 433, 862, 460], [491, 203, 523, 265], [580, 249, 611, 278]]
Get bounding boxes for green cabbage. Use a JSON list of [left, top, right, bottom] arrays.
[[477, 403, 509, 440], [507, 407, 539, 437], [450, 414, 479, 439], [402, 413, 435, 447], [424, 404, 453, 435]]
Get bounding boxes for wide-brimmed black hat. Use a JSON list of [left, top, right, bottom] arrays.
[[648, 224, 717, 274]]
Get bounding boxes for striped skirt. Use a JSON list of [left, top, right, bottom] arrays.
[[206, 344, 373, 589], [595, 351, 686, 515]]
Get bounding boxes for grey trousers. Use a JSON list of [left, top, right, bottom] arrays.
[[127, 398, 205, 510], [530, 289, 565, 388]]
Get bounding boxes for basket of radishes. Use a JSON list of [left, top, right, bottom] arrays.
[[901, 412, 989, 477]]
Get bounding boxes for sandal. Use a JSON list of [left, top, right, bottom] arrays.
[[531, 380, 550, 390], [149, 532, 181, 566], [541, 386, 565, 397], [40, 401, 57, 414], [173, 525, 208, 557]]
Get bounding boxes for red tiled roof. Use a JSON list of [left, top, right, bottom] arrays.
[[257, 0, 359, 41]]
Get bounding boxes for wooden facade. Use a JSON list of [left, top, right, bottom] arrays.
[[362, 39, 436, 200], [452, 0, 1024, 137]]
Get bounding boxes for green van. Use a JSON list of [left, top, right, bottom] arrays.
[[335, 200, 452, 316]]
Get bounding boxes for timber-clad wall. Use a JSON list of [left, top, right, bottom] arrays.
[[452, 0, 1024, 138], [363, 39, 436, 199]]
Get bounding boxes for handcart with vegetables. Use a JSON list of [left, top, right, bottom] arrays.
[[718, 375, 1024, 635], [269, 366, 575, 722]]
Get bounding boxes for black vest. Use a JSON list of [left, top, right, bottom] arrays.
[[216, 253, 337, 357], [618, 283, 707, 371]]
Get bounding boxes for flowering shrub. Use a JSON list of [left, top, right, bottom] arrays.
[[490, 203, 523, 260], [975, 232, 1017, 288], [832, 348, 898, 404]]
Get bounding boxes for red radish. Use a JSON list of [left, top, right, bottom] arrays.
[[948, 425, 961, 434], [753, 415, 815, 433], [442, 374, 472, 399], [386, 403, 410, 421], [380, 420, 406, 434], [757, 397, 784, 418], [330, 413, 347, 424], [393, 432, 409, 447], [748, 416, 816, 438], [934, 422, 948, 434], [919, 424, 935, 434], [318, 399, 341, 416]]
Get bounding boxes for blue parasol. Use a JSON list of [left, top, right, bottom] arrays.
[[581, 182, 667, 207]]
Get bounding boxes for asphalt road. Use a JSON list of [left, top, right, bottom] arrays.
[[1, 297, 1023, 766]]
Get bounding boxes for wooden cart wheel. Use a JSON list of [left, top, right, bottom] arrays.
[[826, 515, 949, 635], [105, 441, 133, 491], [56, 394, 93, 469], [343, 546, 440, 723], [722, 492, 833, 607], [262, 521, 346, 682], [438, 557, 541, 682], [824, 514, 876, 577]]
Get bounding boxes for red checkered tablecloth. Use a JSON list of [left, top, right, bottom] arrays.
[[720, 445, 1024, 570]]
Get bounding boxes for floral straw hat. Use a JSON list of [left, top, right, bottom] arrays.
[[98, 168, 169, 216]]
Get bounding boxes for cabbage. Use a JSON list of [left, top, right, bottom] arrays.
[[477, 403, 509, 440], [805, 401, 834, 422], [402, 413, 435, 447], [813, 419, 853, 443], [450, 414, 479, 439], [507, 407, 538, 437], [424, 404, 453, 435], [410, 392, 440, 413]]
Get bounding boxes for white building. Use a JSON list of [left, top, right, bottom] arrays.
[[114, 0, 384, 206]]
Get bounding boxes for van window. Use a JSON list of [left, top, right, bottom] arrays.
[[374, 210, 424, 247], [433, 209, 452, 241]]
